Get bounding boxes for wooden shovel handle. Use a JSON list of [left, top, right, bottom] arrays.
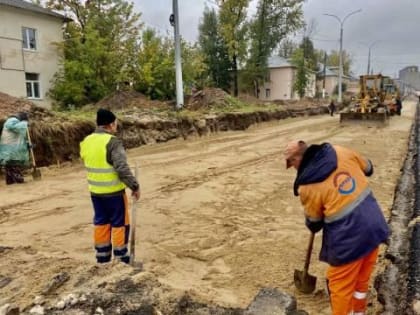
[[26, 128, 37, 168], [129, 163, 138, 266], [303, 233, 315, 273]]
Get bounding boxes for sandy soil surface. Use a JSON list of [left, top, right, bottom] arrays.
[[0, 101, 416, 314]]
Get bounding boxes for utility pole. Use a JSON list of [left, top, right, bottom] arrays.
[[366, 40, 380, 75], [324, 9, 362, 104], [171, 0, 184, 109], [338, 25, 343, 103], [322, 52, 327, 98]]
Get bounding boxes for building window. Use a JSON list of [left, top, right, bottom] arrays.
[[26, 73, 41, 99], [22, 27, 37, 50], [265, 88, 271, 98]]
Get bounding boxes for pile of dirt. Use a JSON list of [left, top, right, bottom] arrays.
[[0, 92, 35, 121], [0, 92, 57, 123], [0, 92, 94, 166], [0, 246, 304, 315], [186, 88, 232, 110], [96, 90, 169, 110], [282, 97, 322, 108]]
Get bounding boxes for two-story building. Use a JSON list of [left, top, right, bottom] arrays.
[[316, 65, 353, 98], [259, 56, 316, 101], [0, 0, 69, 108]]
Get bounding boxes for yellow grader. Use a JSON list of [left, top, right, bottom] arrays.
[[340, 74, 400, 124]]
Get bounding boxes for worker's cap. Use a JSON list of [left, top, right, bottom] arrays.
[[284, 140, 307, 169], [15, 112, 29, 121], [96, 108, 116, 126]]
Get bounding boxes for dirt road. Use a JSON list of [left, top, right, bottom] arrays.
[[0, 101, 416, 314]]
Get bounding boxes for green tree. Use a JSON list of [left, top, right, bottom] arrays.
[[291, 48, 308, 98], [299, 36, 318, 71], [135, 29, 206, 100], [134, 29, 174, 100], [218, 0, 250, 97], [327, 50, 353, 76], [198, 7, 231, 91], [278, 38, 298, 59], [181, 42, 207, 92], [245, 0, 304, 96], [47, 0, 141, 107]]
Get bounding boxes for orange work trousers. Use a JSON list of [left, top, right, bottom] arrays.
[[327, 247, 379, 315]]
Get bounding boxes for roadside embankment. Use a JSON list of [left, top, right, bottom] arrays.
[[22, 106, 328, 167]]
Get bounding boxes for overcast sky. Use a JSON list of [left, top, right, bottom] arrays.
[[135, 0, 420, 78]]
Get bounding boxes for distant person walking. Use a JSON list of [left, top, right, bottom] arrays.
[[395, 98, 402, 116], [80, 109, 140, 264], [284, 140, 389, 315], [0, 112, 29, 184], [328, 100, 336, 116]]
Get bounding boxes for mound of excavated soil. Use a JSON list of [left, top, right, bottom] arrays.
[[0, 92, 33, 120], [0, 92, 94, 166], [0, 246, 302, 315], [0, 92, 57, 123], [186, 88, 232, 110], [96, 90, 170, 110]]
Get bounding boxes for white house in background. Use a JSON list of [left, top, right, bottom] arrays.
[[259, 56, 316, 101], [0, 0, 70, 108], [316, 65, 352, 98]]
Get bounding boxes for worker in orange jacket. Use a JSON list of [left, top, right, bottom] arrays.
[[284, 140, 389, 315]]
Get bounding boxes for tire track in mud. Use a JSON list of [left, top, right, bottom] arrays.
[[142, 117, 345, 309], [0, 190, 74, 223], [157, 121, 343, 194], [139, 118, 340, 170]]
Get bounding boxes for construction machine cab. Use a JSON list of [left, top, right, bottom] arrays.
[[340, 74, 399, 124]]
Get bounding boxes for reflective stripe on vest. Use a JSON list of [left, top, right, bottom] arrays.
[[80, 133, 126, 194], [324, 187, 371, 223]]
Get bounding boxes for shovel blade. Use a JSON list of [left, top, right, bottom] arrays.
[[32, 168, 42, 181], [294, 269, 317, 294]]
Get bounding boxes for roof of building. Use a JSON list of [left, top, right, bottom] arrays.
[[400, 65, 418, 72], [0, 0, 70, 21], [317, 63, 354, 79], [267, 56, 295, 69]]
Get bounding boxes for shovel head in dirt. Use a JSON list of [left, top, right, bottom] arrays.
[[31, 167, 42, 181], [294, 269, 317, 294], [294, 232, 317, 294]]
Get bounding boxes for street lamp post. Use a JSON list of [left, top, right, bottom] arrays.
[[324, 9, 362, 103], [367, 41, 380, 75]]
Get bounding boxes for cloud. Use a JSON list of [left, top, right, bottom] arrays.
[[303, 0, 420, 76]]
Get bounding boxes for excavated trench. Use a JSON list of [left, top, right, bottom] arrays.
[[26, 106, 328, 167], [375, 102, 420, 315]]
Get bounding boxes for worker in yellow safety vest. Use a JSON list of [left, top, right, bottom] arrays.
[[80, 108, 140, 263]]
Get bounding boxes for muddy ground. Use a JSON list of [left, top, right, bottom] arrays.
[[0, 101, 417, 314]]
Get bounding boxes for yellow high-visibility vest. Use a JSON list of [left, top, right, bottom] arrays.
[[80, 133, 126, 194]]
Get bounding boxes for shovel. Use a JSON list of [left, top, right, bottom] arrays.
[[294, 232, 317, 294], [26, 128, 41, 180]]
